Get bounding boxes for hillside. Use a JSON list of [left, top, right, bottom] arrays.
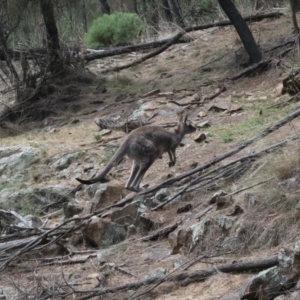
[[1, 8, 300, 300]]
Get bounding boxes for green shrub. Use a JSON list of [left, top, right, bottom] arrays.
[[84, 12, 144, 48]]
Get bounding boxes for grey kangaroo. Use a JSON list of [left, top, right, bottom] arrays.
[[76, 113, 196, 192]]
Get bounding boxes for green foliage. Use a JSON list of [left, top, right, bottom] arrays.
[[200, 0, 213, 10], [94, 134, 102, 141], [84, 12, 144, 48]]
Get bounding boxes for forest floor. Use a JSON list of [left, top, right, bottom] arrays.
[[1, 8, 300, 300]]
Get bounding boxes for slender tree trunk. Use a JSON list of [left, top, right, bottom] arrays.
[[82, 0, 88, 32], [99, 0, 110, 14], [290, 0, 300, 34], [149, 0, 159, 36], [218, 0, 262, 63], [161, 0, 173, 22], [40, 0, 61, 72], [0, 26, 19, 84], [169, 0, 185, 28]]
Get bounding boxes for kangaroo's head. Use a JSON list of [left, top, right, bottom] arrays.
[[177, 112, 196, 136]]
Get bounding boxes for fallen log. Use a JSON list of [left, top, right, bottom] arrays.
[[68, 256, 278, 299]]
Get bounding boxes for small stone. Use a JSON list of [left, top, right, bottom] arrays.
[[99, 129, 111, 136], [192, 93, 200, 101], [196, 121, 210, 128], [87, 273, 101, 279], [194, 133, 206, 143], [198, 111, 207, 117]]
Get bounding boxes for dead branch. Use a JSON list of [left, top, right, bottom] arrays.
[[137, 221, 182, 242], [67, 256, 278, 299], [231, 59, 272, 80], [100, 12, 282, 73], [101, 31, 185, 73], [82, 12, 283, 62], [169, 85, 226, 107]]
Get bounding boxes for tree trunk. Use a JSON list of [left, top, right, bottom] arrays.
[[148, 0, 159, 36], [169, 0, 186, 28], [290, 0, 300, 34], [99, 0, 110, 15], [218, 0, 262, 63], [82, 0, 88, 32], [40, 0, 61, 72], [161, 0, 173, 22], [0, 25, 19, 84]]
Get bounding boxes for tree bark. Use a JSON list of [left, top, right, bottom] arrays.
[[169, 0, 186, 28], [40, 0, 61, 72], [0, 25, 19, 84], [99, 0, 110, 15], [161, 0, 173, 22], [290, 0, 300, 34], [82, 0, 88, 32], [218, 0, 262, 63]]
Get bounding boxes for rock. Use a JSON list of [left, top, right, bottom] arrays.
[[87, 273, 101, 279], [218, 216, 237, 230], [0, 185, 73, 212], [196, 121, 210, 128], [154, 188, 171, 202], [99, 129, 111, 136], [63, 202, 84, 218], [0, 146, 40, 184], [244, 193, 260, 208], [194, 132, 206, 143], [140, 212, 164, 231], [185, 218, 213, 251], [241, 244, 300, 300], [23, 215, 43, 228], [169, 218, 213, 254], [148, 268, 167, 279], [84, 217, 126, 248], [226, 105, 243, 114], [97, 249, 112, 264], [51, 151, 82, 171], [192, 93, 200, 101], [216, 195, 233, 210], [198, 111, 207, 117], [86, 181, 130, 210], [208, 104, 228, 112], [209, 190, 227, 204], [177, 203, 193, 214], [111, 202, 145, 227]]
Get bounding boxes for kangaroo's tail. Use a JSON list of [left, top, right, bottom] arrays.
[[76, 143, 128, 185]]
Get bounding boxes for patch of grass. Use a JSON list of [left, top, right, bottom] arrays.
[[94, 134, 102, 141], [210, 98, 281, 144]]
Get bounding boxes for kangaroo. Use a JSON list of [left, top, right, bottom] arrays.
[[76, 113, 196, 192]]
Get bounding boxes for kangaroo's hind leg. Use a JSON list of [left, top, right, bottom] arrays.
[[130, 157, 155, 192], [125, 160, 140, 191]]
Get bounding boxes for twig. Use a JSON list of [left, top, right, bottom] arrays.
[[229, 177, 275, 196]]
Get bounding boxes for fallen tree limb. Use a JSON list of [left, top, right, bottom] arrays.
[[100, 12, 283, 73], [82, 12, 283, 62], [69, 256, 278, 299], [231, 59, 272, 80]]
